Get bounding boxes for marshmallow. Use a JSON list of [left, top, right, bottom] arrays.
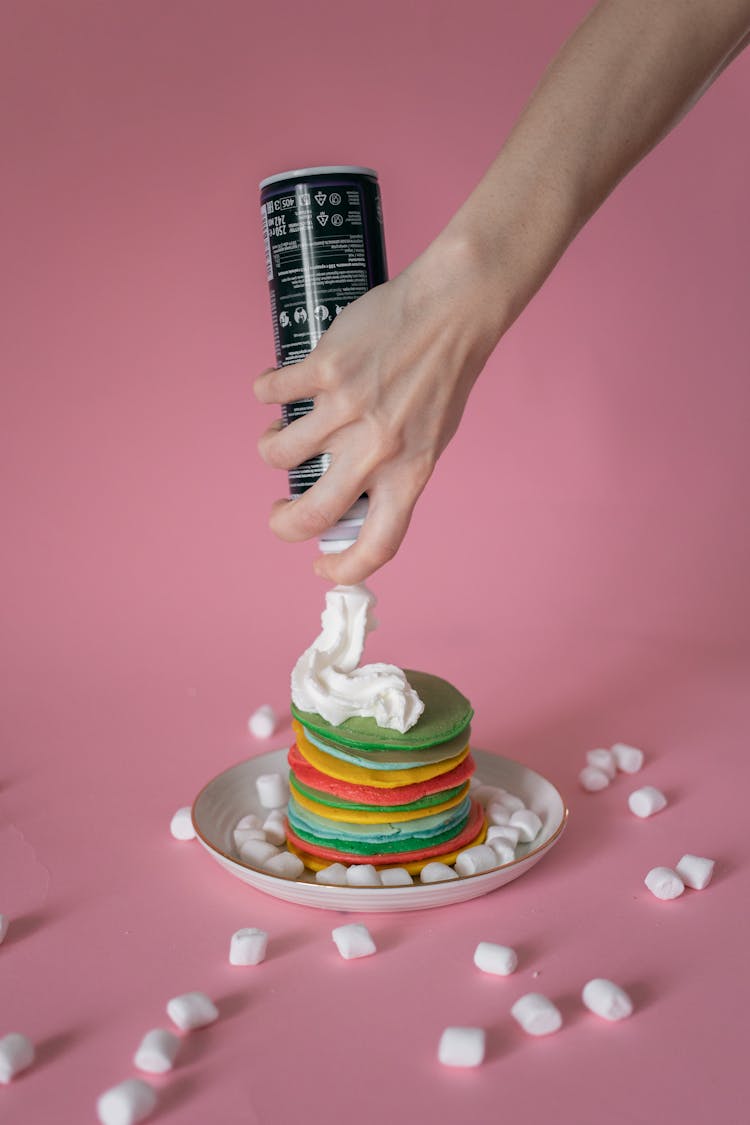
[[96, 1078, 156, 1125], [472, 785, 508, 807], [229, 927, 268, 966], [0, 914, 8, 944], [486, 824, 521, 848], [248, 704, 277, 739], [579, 766, 610, 792], [487, 802, 512, 826], [0, 1033, 34, 1084], [380, 867, 413, 886], [315, 863, 348, 886], [438, 1027, 485, 1068], [582, 979, 633, 1021], [233, 827, 267, 847], [455, 845, 497, 877], [629, 786, 667, 818], [420, 862, 459, 884], [331, 923, 376, 960], [473, 942, 518, 976], [238, 839, 279, 866], [644, 866, 684, 900], [263, 851, 304, 880], [495, 792, 525, 813], [256, 773, 288, 809], [487, 839, 515, 865], [509, 809, 543, 843], [586, 748, 617, 780], [235, 814, 262, 830], [262, 812, 287, 846], [346, 864, 380, 887], [675, 854, 715, 890], [133, 1029, 181, 1074], [167, 991, 219, 1031], [511, 993, 563, 1036], [169, 807, 195, 841], [611, 742, 645, 773]]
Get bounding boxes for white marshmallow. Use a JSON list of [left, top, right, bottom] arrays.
[[235, 814, 262, 830], [644, 866, 684, 900], [233, 827, 267, 847], [380, 867, 413, 886], [586, 748, 617, 780], [611, 742, 645, 773], [331, 923, 376, 960], [510, 809, 543, 843], [256, 773, 288, 809], [0, 914, 8, 944], [487, 802, 512, 826], [486, 824, 521, 848], [96, 1078, 156, 1125], [315, 863, 348, 886], [169, 807, 195, 841], [438, 1026, 485, 1068], [582, 979, 633, 1021], [133, 1029, 181, 1074], [511, 993, 563, 1036], [487, 839, 515, 865], [629, 786, 667, 818], [238, 839, 279, 866], [167, 991, 219, 1031], [346, 864, 380, 887], [495, 792, 525, 813], [471, 785, 508, 807], [420, 862, 459, 884], [455, 845, 497, 877], [248, 704, 277, 739], [262, 812, 287, 846], [675, 853, 715, 890], [473, 941, 518, 976], [0, 1033, 34, 1084], [263, 851, 304, 880], [579, 766, 610, 792], [229, 927, 268, 965]]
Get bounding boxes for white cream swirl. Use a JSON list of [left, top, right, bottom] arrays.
[[291, 584, 424, 732]]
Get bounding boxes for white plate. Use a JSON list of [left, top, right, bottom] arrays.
[[192, 748, 568, 913]]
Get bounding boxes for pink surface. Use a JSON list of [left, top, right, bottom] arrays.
[[1, 2, 749, 1123]]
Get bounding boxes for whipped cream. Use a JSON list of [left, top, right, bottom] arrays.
[[291, 584, 424, 732]]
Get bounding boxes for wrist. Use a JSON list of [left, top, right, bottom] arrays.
[[405, 225, 513, 362]]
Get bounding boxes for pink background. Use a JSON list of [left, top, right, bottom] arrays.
[[2, 1, 749, 1122]]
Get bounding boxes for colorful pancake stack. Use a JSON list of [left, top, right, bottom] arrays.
[[285, 670, 488, 874]]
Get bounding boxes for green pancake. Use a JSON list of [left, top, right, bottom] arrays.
[[290, 670, 473, 752], [289, 772, 468, 813]]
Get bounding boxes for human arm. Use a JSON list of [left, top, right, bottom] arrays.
[[255, 0, 750, 585]]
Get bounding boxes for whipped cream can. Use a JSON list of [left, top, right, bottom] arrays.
[[259, 166, 388, 524]]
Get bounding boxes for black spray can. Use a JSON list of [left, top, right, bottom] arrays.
[[259, 166, 387, 545]]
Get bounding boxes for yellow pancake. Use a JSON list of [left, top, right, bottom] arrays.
[[289, 777, 470, 823], [294, 725, 470, 788]]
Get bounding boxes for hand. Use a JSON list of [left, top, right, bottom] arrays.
[[254, 232, 506, 585]]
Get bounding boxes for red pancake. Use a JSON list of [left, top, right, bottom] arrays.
[[285, 798, 486, 866], [287, 743, 475, 805]]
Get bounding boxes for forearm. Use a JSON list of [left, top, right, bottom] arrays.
[[428, 0, 750, 339]]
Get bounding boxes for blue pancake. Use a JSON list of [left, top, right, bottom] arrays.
[[299, 723, 472, 771], [286, 792, 472, 846]]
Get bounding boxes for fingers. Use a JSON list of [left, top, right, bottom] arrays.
[[257, 406, 338, 472], [268, 453, 369, 543], [254, 361, 318, 405], [312, 478, 419, 585]]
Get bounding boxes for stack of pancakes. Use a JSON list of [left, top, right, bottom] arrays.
[[285, 671, 488, 874]]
